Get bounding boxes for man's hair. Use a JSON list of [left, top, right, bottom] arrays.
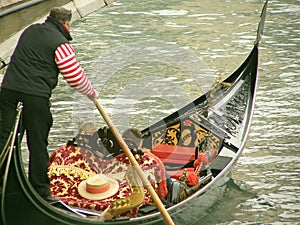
[[49, 7, 72, 23]]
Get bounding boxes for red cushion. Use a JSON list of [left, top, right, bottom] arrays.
[[151, 144, 195, 165], [48, 145, 167, 217]]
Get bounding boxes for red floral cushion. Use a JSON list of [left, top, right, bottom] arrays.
[[48, 145, 167, 217]]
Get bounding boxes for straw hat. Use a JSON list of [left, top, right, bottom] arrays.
[[78, 174, 119, 200]]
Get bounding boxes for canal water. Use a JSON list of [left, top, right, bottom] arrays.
[[12, 0, 300, 224]]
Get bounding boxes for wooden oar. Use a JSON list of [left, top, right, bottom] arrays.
[[92, 98, 175, 225]]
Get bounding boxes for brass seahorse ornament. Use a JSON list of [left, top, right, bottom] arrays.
[[104, 165, 145, 219]]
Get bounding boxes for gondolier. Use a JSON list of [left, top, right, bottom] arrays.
[[0, 7, 99, 203]]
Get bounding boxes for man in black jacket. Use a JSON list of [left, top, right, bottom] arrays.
[[0, 7, 98, 203]]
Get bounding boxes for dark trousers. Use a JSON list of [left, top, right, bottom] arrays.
[[0, 89, 52, 197]]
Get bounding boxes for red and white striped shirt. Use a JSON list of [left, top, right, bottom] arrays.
[[55, 43, 97, 97]]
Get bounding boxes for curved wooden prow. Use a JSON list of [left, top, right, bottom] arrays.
[[255, 0, 268, 46]]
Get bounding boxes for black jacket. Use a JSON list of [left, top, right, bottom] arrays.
[[1, 17, 72, 99]]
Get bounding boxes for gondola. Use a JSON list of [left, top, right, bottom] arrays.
[[0, 1, 268, 225]]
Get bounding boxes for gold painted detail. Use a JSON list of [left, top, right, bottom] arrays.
[[152, 118, 221, 150], [48, 165, 96, 180], [161, 123, 181, 146], [209, 77, 231, 99], [105, 166, 145, 218]]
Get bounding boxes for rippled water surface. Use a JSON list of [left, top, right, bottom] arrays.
[[18, 0, 300, 224]]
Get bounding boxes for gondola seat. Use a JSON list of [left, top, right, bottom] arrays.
[[48, 145, 168, 217], [151, 144, 195, 166]]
